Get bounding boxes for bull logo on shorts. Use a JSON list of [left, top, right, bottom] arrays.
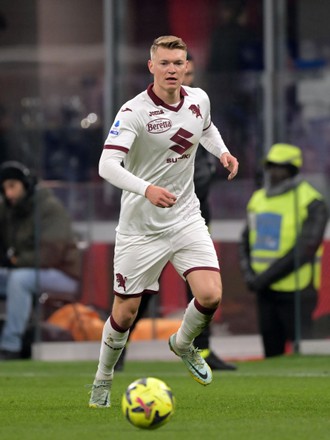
[[189, 104, 203, 119], [116, 273, 127, 291]]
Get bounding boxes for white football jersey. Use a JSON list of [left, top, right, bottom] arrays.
[[101, 84, 229, 235]]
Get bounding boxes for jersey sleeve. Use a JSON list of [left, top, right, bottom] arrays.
[[100, 104, 151, 196], [200, 122, 229, 158], [104, 105, 139, 150], [197, 88, 230, 158], [99, 148, 151, 196]]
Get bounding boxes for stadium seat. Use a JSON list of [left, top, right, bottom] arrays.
[[37, 239, 89, 321]]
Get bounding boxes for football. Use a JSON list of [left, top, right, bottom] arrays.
[[121, 377, 175, 430]]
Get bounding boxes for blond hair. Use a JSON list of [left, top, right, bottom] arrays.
[[150, 35, 187, 59]]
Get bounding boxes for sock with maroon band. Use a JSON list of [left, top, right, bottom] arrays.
[[175, 299, 216, 351], [95, 316, 129, 380]]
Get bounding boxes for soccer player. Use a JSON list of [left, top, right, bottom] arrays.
[[89, 35, 239, 408], [114, 52, 237, 372]]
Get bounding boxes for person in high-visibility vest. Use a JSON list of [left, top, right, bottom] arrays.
[[239, 143, 328, 357]]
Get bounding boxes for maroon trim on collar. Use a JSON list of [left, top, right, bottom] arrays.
[[147, 83, 188, 112], [104, 144, 129, 153]]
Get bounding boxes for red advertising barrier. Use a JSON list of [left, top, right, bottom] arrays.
[[80, 240, 330, 331]]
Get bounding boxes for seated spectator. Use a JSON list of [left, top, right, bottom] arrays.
[[0, 161, 82, 360]]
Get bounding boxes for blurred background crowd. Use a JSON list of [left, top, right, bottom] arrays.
[[0, 0, 329, 351]]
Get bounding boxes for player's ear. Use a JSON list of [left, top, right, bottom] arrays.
[[148, 59, 154, 74]]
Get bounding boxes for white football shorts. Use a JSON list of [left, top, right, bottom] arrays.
[[113, 218, 220, 296]]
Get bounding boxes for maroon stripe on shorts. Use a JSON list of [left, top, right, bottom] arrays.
[[114, 289, 158, 299], [183, 266, 220, 278]]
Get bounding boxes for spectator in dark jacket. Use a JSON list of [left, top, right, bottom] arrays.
[[0, 161, 82, 360], [239, 144, 328, 357]]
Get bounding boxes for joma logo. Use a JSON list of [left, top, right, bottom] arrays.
[[149, 110, 164, 116]]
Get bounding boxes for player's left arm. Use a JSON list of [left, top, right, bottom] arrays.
[[200, 122, 239, 180], [197, 90, 239, 180], [220, 152, 239, 180]]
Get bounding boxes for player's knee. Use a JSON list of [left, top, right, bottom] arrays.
[[121, 305, 139, 327], [112, 296, 140, 328], [208, 282, 222, 305], [197, 289, 222, 310], [207, 294, 221, 309]]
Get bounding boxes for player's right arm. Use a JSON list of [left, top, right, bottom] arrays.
[[99, 150, 176, 208], [100, 102, 177, 206], [99, 104, 152, 197], [145, 185, 177, 208], [99, 147, 150, 196]]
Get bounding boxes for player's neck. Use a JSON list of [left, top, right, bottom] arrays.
[[152, 84, 181, 105]]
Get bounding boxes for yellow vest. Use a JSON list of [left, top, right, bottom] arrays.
[[247, 181, 323, 291]]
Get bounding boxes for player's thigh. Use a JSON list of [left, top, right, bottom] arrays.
[[171, 222, 220, 279], [186, 269, 222, 308], [171, 224, 221, 306], [114, 232, 170, 295]]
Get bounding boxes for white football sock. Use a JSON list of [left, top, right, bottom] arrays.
[[95, 317, 129, 380], [175, 299, 215, 351]]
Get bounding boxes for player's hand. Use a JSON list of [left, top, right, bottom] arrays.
[[220, 152, 239, 180], [145, 185, 177, 208]]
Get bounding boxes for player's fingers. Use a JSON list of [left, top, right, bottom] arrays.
[[227, 166, 238, 180], [156, 195, 176, 208], [222, 158, 229, 168]]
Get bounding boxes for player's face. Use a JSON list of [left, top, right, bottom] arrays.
[[148, 47, 187, 96]]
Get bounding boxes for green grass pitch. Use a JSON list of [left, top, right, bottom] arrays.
[[0, 355, 329, 440]]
